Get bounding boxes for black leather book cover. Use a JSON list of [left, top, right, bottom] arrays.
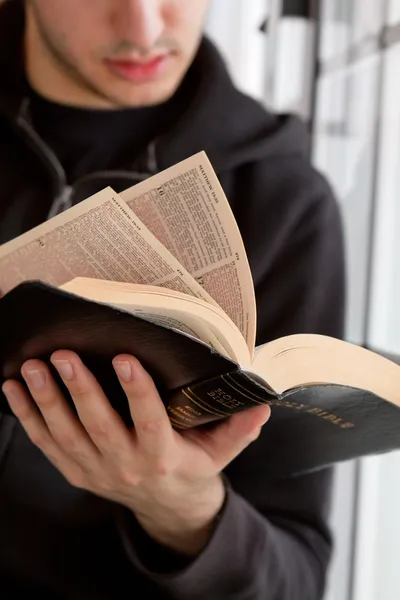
[[0, 281, 239, 425], [0, 281, 400, 478]]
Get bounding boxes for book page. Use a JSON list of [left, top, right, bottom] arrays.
[[250, 334, 400, 406], [60, 277, 251, 366], [120, 152, 256, 351], [106, 304, 229, 358], [0, 187, 219, 306]]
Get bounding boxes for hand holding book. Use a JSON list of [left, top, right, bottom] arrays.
[[2, 348, 269, 555]]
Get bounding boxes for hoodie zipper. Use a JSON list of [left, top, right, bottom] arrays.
[[16, 99, 159, 219], [17, 99, 71, 216], [46, 169, 155, 219]]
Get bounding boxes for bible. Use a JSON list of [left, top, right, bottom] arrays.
[[0, 152, 399, 478]]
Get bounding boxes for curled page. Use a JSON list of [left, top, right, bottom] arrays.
[[120, 152, 256, 351]]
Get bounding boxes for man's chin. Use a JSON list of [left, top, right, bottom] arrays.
[[99, 80, 180, 109]]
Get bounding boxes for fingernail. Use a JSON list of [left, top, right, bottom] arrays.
[[25, 369, 46, 390], [261, 408, 271, 425], [113, 361, 132, 382], [53, 360, 74, 380]]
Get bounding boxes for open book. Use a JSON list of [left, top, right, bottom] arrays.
[[0, 152, 399, 478]]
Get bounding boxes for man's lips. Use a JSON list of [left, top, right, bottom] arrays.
[[104, 55, 169, 82]]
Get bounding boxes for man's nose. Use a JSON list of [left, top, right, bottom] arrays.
[[112, 0, 165, 52]]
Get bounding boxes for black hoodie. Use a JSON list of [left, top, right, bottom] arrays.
[[0, 1, 346, 599]]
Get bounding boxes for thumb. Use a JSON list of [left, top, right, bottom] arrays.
[[195, 404, 271, 469]]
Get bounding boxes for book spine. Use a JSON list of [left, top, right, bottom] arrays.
[[165, 370, 276, 429]]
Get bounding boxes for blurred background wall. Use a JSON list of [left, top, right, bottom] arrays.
[[207, 2, 400, 599]]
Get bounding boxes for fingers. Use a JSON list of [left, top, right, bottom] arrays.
[[49, 351, 134, 460], [187, 405, 271, 470], [2, 378, 82, 479], [113, 355, 175, 458], [4, 352, 174, 467], [20, 359, 100, 468]]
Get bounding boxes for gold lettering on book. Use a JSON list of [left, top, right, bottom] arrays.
[[206, 387, 246, 410], [167, 406, 193, 424], [263, 400, 355, 429], [183, 405, 202, 417], [265, 399, 306, 410], [305, 406, 355, 428], [182, 389, 228, 417], [168, 384, 355, 430], [199, 387, 355, 430]]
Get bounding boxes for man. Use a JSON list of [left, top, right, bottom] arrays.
[[0, 1, 345, 598]]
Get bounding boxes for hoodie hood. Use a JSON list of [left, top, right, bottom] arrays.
[[0, 0, 310, 175], [156, 40, 311, 172]]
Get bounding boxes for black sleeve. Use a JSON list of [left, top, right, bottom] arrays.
[[117, 468, 333, 600], [116, 160, 346, 600]]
